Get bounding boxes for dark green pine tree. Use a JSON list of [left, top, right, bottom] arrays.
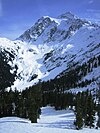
[[84, 92, 95, 128], [96, 86, 100, 129], [55, 93, 61, 110], [1, 90, 8, 117], [8, 88, 16, 116], [28, 95, 38, 123], [74, 93, 83, 130], [27, 83, 42, 123], [13, 88, 20, 116], [96, 103, 100, 128]]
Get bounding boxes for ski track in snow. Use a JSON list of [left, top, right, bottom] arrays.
[[0, 106, 100, 133]]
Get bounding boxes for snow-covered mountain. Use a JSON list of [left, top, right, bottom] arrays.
[[0, 12, 100, 91], [18, 12, 91, 45]]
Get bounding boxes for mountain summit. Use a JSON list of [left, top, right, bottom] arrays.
[[0, 12, 100, 91], [57, 12, 77, 19], [18, 12, 91, 45]]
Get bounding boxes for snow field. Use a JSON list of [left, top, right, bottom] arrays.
[[0, 106, 100, 133]]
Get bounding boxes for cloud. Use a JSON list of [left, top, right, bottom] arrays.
[[0, 0, 2, 16], [89, 0, 94, 4]]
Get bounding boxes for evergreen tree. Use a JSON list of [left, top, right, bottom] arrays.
[[74, 93, 83, 130], [96, 103, 100, 128], [84, 92, 95, 128], [96, 86, 100, 128]]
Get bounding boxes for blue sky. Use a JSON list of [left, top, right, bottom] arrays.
[[0, 0, 100, 40]]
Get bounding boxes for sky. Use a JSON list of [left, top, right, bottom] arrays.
[[0, 0, 100, 40]]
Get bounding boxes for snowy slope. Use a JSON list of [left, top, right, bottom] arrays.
[[0, 12, 100, 91], [0, 38, 53, 90], [0, 106, 100, 133]]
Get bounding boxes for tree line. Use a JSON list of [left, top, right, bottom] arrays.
[[0, 52, 100, 129], [0, 83, 42, 123], [42, 87, 100, 129]]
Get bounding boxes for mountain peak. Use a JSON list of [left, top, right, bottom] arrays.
[[57, 12, 77, 19], [18, 12, 97, 45]]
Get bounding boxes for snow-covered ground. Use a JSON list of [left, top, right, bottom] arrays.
[[0, 106, 100, 133]]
